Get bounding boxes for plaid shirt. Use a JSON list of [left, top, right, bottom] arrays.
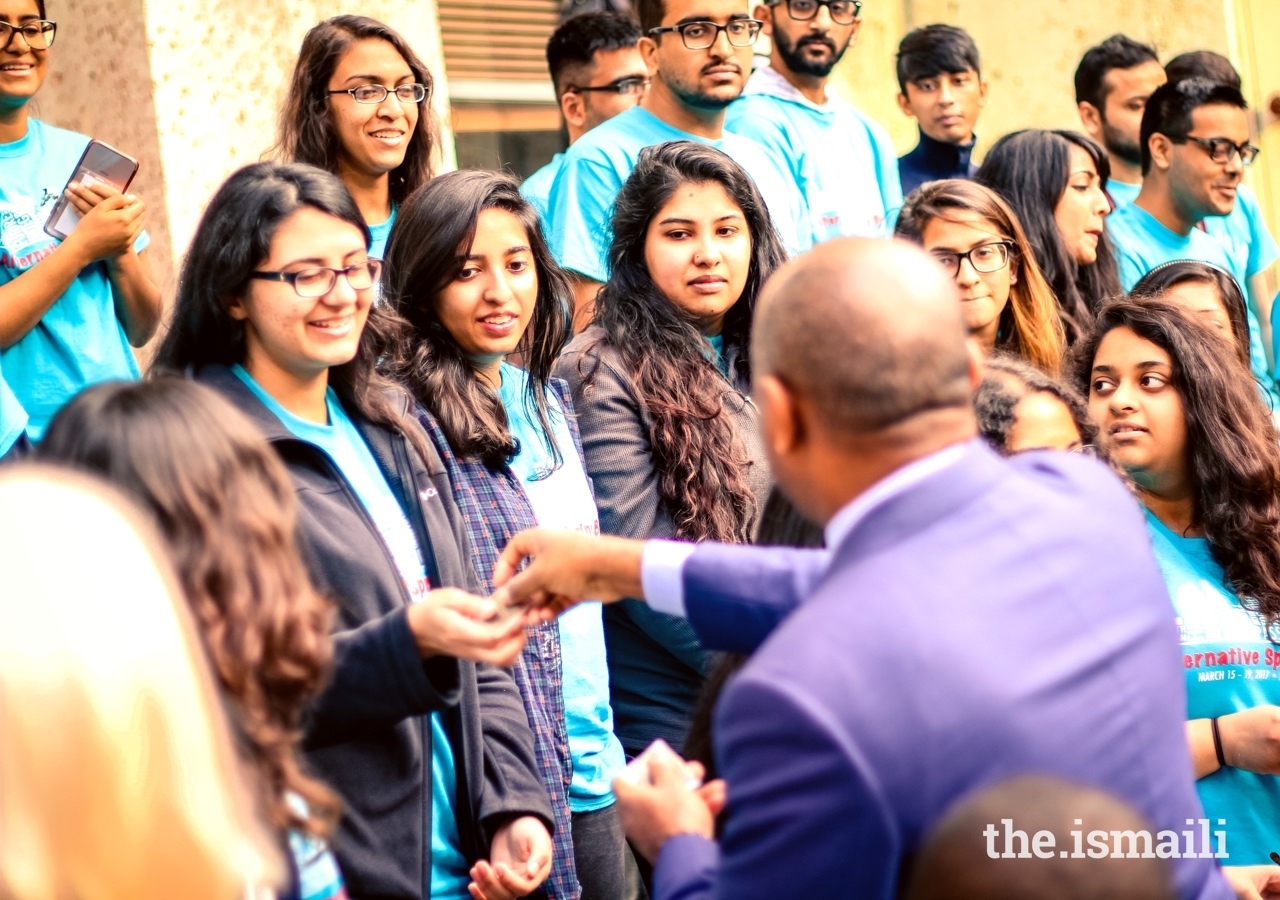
[[415, 380, 581, 900]]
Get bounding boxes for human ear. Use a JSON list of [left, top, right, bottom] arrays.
[[638, 36, 660, 73], [896, 91, 915, 119], [560, 90, 587, 131], [1148, 134, 1174, 172], [977, 77, 989, 108], [753, 3, 773, 36], [1077, 102, 1102, 138], [227, 295, 249, 321], [756, 373, 803, 459]]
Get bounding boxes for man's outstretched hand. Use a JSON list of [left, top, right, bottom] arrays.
[[492, 528, 647, 621]]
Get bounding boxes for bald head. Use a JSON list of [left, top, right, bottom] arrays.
[[903, 776, 1174, 900], [753, 239, 972, 437]]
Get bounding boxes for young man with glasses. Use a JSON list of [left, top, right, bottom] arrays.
[[894, 25, 988, 196], [545, 0, 812, 329], [723, 0, 901, 240], [1107, 79, 1270, 412], [524, 12, 648, 223], [1074, 35, 1166, 209]]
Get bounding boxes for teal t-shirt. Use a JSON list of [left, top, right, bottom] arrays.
[[546, 106, 812, 283], [498, 363, 625, 811], [1204, 183, 1278, 284], [231, 365, 470, 896], [368, 206, 397, 261], [1107, 178, 1141, 210], [1107, 202, 1276, 409], [521, 153, 564, 226], [725, 67, 902, 241], [1145, 509, 1280, 864], [0, 357, 27, 458], [0, 118, 149, 440]]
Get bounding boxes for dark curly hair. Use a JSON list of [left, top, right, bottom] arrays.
[[1131, 260, 1251, 371], [274, 15, 438, 204], [975, 353, 1097, 453], [1071, 296, 1280, 634], [384, 170, 572, 469], [585, 141, 787, 542], [39, 379, 340, 837]]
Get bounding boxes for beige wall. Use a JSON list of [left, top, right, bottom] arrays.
[[37, 0, 452, 298]]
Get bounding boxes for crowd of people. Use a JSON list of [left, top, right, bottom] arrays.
[[2, 0, 1280, 898]]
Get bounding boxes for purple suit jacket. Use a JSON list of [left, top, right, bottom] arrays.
[[654, 443, 1232, 900]]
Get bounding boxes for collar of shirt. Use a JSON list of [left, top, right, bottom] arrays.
[[745, 64, 838, 109], [907, 128, 976, 175], [823, 440, 975, 551]]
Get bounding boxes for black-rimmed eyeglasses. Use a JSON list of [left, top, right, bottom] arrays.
[[328, 83, 428, 105], [0, 19, 56, 51], [566, 76, 650, 96], [768, 0, 862, 25], [647, 19, 763, 50], [1176, 135, 1260, 167], [930, 241, 1014, 278], [249, 260, 383, 298]]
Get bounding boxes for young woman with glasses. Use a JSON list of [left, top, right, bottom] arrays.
[[154, 161, 555, 900], [555, 141, 784, 760], [896, 179, 1065, 372], [977, 129, 1121, 341], [0, 0, 161, 444], [275, 15, 437, 259], [1073, 295, 1280, 865]]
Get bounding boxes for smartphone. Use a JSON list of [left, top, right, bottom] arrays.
[[43, 139, 139, 242]]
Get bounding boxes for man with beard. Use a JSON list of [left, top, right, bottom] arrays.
[[1106, 79, 1254, 302], [1074, 35, 1166, 209], [894, 25, 987, 196], [724, 0, 900, 240], [545, 0, 812, 327]]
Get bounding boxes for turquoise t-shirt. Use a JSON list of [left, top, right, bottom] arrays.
[[521, 153, 564, 226], [498, 363, 625, 811], [725, 67, 902, 241], [1204, 184, 1278, 285], [0, 118, 149, 440], [1107, 202, 1276, 409], [0, 357, 27, 458], [231, 365, 471, 897], [1145, 509, 1280, 865], [1107, 178, 1141, 210], [546, 106, 812, 283], [368, 206, 397, 261]]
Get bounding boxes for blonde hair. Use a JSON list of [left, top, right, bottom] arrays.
[[0, 467, 282, 900], [896, 179, 1066, 374]]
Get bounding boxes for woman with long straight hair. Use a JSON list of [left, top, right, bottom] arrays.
[[896, 179, 1065, 373], [1073, 295, 1280, 865], [39, 379, 346, 900], [153, 160, 554, 900], [275, 15, 438, 257], [555, 141, 783, 759], [977, 129, 1121, 339], [385, 169, 627, 900]]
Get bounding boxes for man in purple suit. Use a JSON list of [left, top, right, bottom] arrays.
[[496, 239, 1270, 899]]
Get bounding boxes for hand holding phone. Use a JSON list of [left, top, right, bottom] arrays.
[[44, 139, 140, 244]]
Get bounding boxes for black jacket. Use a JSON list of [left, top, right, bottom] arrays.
[[198, 365, 552, 900]]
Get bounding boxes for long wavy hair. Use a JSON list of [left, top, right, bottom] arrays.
[[384, 170, 572, 469], [38, 380, 340, 838], [1132, 260, 1251, 370], [896, 179, 1066, 373], [274, 15, 438, 203], [153, 161, 434, 463], [1071, 296, 1280, 634], [976, 129, 1121, 339], [587, 141, 787, 542]]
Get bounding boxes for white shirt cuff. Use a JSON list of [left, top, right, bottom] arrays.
[[640, 539, 697, 619]]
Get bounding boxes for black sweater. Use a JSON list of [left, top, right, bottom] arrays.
[[198, 365, 552, 900]]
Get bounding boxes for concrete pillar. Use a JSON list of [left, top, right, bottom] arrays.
[[37, 0, 453, 300]]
